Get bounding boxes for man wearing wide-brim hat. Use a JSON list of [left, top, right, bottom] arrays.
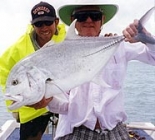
[[36, 1, 155, 140], [57, 0, 118, 37]]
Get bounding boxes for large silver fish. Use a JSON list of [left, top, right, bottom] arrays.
[[4, 6, 155, 110]]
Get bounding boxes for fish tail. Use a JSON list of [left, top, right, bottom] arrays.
[[135, 6, 155, 44]]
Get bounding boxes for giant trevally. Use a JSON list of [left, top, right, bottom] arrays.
[[4, 6, 155, 110]]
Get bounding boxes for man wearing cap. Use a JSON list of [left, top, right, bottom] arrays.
[[0, 1, 66, 140], [30, 1, 155, 140]]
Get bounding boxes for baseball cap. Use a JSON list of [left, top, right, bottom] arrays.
[[31, 1, 56, 24]]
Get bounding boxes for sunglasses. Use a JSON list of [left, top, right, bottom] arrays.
[[34, 21, 54, 27], [72, 10, 103, 22]]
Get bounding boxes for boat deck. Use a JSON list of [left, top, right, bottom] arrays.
[[7, 128, 52, 140], [0, 120, 155, 140], [7, 128, 154, 140]]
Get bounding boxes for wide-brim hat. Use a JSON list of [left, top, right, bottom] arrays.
[[58, 3, 118, 26]]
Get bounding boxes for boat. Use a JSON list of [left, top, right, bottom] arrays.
[[0, 115, 58, 140], [0, 119, 155, 140], [126, 122, 155, 140]]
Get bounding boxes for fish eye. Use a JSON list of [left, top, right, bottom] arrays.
[[12, 80, 18, 85]]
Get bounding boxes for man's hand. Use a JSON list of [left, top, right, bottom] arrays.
[[27, 96, 53, 110], [104, 33, 117, 37], [122, 19, 139, 43]]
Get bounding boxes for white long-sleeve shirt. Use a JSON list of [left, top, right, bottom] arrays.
[[47, 41, 155, 140]]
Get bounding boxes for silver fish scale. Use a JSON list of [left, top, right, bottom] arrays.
[[8, 35, 123, 82], [5, 34, 123, 111]]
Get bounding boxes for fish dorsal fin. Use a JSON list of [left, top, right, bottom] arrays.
[[65, 19, 80, 40]]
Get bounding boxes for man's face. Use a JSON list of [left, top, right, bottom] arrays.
[[33, 19, 58, 43], [72, 6, 105, 37]]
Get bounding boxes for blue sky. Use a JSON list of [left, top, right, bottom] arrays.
[[0, 0, 154, 55]]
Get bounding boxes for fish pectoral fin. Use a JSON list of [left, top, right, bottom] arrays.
[[45, 79, 68, 101]]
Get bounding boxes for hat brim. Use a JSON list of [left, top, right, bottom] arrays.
[[58, 4, 118, 26], [31, 16, 55, 24]]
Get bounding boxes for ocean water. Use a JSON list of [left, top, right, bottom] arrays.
[[0, 61, 155, 127], [124, 61, 155, 123]]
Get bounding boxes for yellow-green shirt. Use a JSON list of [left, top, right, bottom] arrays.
[[0, 24, 66, 123]]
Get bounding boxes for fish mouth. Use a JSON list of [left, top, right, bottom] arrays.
[[4, 94, 24, 110], [9, 101, 19, 109]]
